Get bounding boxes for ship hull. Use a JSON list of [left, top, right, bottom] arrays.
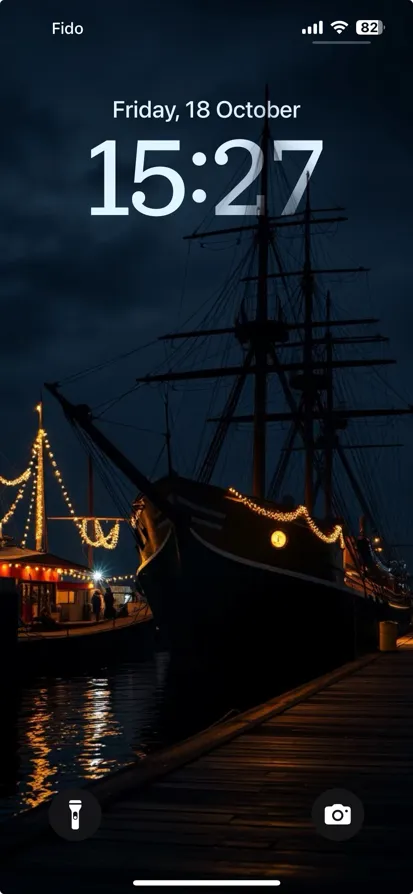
[[136, 479, 395, 690], [136, 477, 412, 694], [16, 614, 155, 677]]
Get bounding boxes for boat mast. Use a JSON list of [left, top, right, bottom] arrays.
[[35, 401, 48, 552], [87, 454, 94, 569], [324, 290, 333, 518], [164, 390, 173, 477], [253, 85, 270, 499], [302, 176, 314, 512]]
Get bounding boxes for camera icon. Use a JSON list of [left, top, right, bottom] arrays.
[[324, 803, 352, 825]]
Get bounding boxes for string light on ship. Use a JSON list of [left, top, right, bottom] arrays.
[[1, 476, 31, 526], [42, 431, 120, 550], [80, 519, 120, 549], [21, 466, 38, 547], [0, 437, 39, 531], [106, 574, 135, 582], [0, 438, 37, 488], [0, 440, 40, 529], [89, 571, 135, 584], [0, 417, 121, 552], [0, 467, 32, 487], [228, 487, 345, 548]]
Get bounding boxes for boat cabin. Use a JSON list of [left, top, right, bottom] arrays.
[[0, 545, 92, 624]]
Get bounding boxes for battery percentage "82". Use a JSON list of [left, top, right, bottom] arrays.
[[356, 20, 385, 34]]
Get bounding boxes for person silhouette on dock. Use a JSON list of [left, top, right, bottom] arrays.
[[104, 587, 115, 620], [91, 590, 101, 623]]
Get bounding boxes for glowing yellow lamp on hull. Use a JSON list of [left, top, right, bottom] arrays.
[[271, 530, 287, 549]]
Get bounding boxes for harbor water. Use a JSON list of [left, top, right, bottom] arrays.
[[0, 653, 167, 821], [0, 645, 287, 822]]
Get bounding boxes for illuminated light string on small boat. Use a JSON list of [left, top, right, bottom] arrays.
[[57, 571, 135, 582], [228, 487, 346, 548], [20, 461, 38, 547], [41, 430, 120, 550], [1, 477, 31, 526], [0, 421, 120, 551], [0, 439, 39, 528], [106, 574, 135, 582], [0, 467, 32, 487], [79, 518, 120, 549], [2, 413, 128, 568]]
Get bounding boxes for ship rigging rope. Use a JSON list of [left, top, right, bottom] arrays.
[[92, 245, 254, 418], [158, 245, 255, 379], [57, 338, 158, 386], [79, 434, 140, 540], [228, 487, 345, 548], [336, 373, 389, 540], [177, 239, 191, 326], [94, 196, 253, 416], [93, 383, 145, 418], [83, 222, 256, 421]]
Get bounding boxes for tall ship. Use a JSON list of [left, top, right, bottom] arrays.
[[47, 109, 412, 684]]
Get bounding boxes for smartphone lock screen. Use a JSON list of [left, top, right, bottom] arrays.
[[0, 1, 412, 893]]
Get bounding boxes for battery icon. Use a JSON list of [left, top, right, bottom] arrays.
[[356, 20, 384, 34]]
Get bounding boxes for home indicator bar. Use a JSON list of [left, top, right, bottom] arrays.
[[132, 883, 282, 888]]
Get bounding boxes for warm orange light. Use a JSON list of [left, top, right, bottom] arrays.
[[271, 530, 287, 549], [57, 568, 63, 574], [35, 566, 39, 571]]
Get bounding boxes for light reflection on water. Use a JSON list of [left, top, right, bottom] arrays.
[[0, 653, 169, 820], [0, 643, 288, 822]]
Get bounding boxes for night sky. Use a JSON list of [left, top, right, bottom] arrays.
[[0, 0, 412, 575]]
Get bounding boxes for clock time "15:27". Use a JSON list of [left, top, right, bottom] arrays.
[[90, 139, 323, 218]]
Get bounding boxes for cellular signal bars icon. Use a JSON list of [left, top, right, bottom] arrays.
[[302, 21, 323, 34]]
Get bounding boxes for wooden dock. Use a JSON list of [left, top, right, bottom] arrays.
[[2, 635, 413, 894]]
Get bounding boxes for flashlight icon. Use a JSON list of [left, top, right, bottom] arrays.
[[68, 799, 82, 830]]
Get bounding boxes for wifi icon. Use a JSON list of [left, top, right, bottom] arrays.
[[330, 20, 349, 33]]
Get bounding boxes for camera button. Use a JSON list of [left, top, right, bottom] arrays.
[[312, 788, 364, 841]]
